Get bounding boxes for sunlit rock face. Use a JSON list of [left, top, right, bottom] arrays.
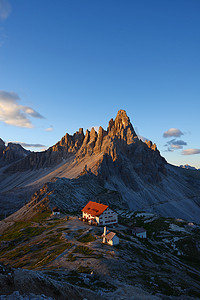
[[1, 110, 200, 223], [3, 109, 166, 184]]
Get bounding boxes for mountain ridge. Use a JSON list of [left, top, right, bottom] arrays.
[[3, 110, 165, 176], [0, 110, 200, 222]]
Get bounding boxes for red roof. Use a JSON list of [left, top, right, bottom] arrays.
[[105, 232, 116, 240], [82, 201, 108, 217]]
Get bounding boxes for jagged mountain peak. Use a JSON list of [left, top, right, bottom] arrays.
[[3, 110, 165, 177], [1, 110, 200, 224], [107, 110, 137, 145], [114, 109, 132, 130]]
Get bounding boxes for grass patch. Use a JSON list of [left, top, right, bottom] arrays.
[[141, 218, 170, 238], [0, 225, 46, 244], [35, 242, 72, 268], [30, 210, 51, 222], [2, 244, 31, 260], [66, 253, 76, 262], [77, 265, 92, 274], [78, 233, 96, 243], [0, 222, 31, 242], [73, 245, 93, 255]]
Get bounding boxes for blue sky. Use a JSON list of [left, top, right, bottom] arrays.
[[0, 0, 200, 168]]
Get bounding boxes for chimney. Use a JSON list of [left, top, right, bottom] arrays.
[[103, 226, 107, 236]]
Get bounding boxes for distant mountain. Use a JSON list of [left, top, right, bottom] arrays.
[[0, 110, 200, 222], [180, 164, 199, 171], [0, 139, 30, 168]]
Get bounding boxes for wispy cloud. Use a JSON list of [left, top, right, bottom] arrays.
[[0, 0, 11, 21], [182, 149, 200, 155], [164, 138, 187, 151], [171, 144, 182, 150], [165, 139, 187, 150], [13, 141, 46, 148], [163, 128, 183, 138], [45, 126, 54, 132], [0, 90, 44, 128]]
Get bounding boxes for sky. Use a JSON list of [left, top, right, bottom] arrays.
[[0, 0, 199, 168]]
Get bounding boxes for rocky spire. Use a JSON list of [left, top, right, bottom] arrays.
[[94, 126, 107, 153], [107, 109, 137, 144]]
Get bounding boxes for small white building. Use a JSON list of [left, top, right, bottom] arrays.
[[102, 226, 119, 246], [82, 201, 118, 226], [52, 207, 60, 216], [132, 227, 147, 238]]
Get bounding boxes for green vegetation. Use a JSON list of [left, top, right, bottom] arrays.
[[0, 211, 73, 269], [73, 245, 93, 255], [30, 210, 51, 222], [77, 265, 92, 274], [78, 232, 96, 243], [35, 242, 72, 268], [66, 253, 76, 262], [136, 217, 170, 238], [2, 244, 31, 260]]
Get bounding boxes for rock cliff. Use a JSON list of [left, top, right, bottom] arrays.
[[0, 140, 30, 167], [1, 110, 200, 222], [4, 110, 166, 180]]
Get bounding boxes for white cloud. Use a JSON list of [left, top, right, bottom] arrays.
[[163, 128, 183, 138], [0, 0, 11, 20], [45, 126, 54, 132], [0, 90, 44, 128], [182, 149, 200, 155], [13, 141, 46, 148]]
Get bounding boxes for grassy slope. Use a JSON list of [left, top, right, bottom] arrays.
[[0, 210, 200, 297]]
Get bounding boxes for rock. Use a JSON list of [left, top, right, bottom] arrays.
[[3, 110, 166, 184], [0, 138, 5, 148], [0, 142, 30, 168]]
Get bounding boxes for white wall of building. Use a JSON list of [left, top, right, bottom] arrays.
[[82, 207, 118, 226], [98, 208, 118, 225], [107, 235, 119, 246]]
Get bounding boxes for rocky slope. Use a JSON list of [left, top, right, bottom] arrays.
[[0, 110, 200, 222], [0, 212, 200, 299], [0, 173, 126, 229], [0, 139, 30, 168]]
